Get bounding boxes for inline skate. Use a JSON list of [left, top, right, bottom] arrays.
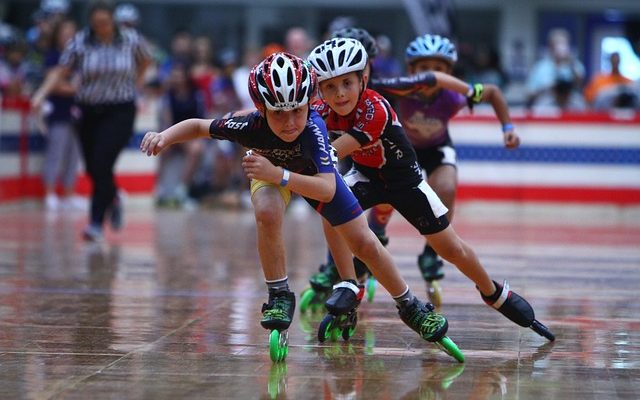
[[397, 297, 465, 362], [261, 290, 296, 362], [480, 280, 555, 341], [418, 245, 444, 307], [299, 261, 339, 313], [318, 280, 364, 342]]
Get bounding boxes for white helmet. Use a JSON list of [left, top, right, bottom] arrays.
[[307, 38, 368, 82], [115, 3, 140, 25], [405, 34, 457, 65], [248, 52, 317, 112]]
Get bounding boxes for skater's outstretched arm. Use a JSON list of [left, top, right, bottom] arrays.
[[472, 84, 520, 149], [140, 118, 212, 156]]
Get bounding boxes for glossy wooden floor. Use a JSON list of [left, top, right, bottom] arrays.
[[0, 199, 638, 399]]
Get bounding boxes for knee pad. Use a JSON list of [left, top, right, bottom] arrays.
[[481, 280, 535, 327]]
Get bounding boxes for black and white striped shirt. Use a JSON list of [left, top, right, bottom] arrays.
[[60, 28, 150, 105]]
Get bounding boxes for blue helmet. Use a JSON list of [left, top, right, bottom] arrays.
[[405, 34, 457, 65]]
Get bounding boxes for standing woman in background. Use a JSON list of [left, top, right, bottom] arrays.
[[32, 0, 151, 241]]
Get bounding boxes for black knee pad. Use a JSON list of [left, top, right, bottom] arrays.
[[481, 280, 535, 327]]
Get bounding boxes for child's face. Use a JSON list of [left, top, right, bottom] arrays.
[[408, 58, 453, 75], [318, 72, 363, 116], [265, 105, 309, 142]]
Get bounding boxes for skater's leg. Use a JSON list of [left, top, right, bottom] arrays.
[[419, 164, 457, 278], [425, 225, 496, 296], [322, 218, 357, 282], [250, 182, 295, 331], [368, 204, 394, 236], [427, 164, 457, 222], [252, 184, 288, 281], [332, 214, 406, 296]]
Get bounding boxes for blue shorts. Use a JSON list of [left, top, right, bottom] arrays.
[[304, 171, 363, 226]]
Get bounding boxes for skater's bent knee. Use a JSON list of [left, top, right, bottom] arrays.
[[254, 206, 284, 228]]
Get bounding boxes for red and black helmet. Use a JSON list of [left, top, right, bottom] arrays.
[[248, 52, 317, 113]]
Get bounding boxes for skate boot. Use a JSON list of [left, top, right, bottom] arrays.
[[318, 280, 364, 342], [300, 261, 340, 313], [418, 245, 444, 307], [397, 298, 464, 362], [480, 280, 555, 341], [261, 290, 296, 362], [351, 231, 388, 303]]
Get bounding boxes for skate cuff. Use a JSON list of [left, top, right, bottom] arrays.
[[490, 280, 510, 309], [332, 281, 360, 295]]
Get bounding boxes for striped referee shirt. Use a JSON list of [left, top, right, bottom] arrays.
[[59, 27, 150, 105]]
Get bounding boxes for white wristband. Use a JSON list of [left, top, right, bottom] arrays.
[[279, 168, 290, 187]]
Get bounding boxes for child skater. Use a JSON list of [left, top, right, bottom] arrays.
[[370, 33, 520, 303], [140, 52, 460, 360], [306, 38, 553, 341]]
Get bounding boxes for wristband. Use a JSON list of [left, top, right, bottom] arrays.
[[280, 168, 290, 187], [502, 123, 514, 133]]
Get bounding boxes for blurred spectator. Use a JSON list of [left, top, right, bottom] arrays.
[[27, 0, 69, 46], [261, 42, 285, 59], [190, 35, 219, 116], [584, 52, 637, 110], [39, 18, 82, 211], [284, 27, 313, 58], [526, 28, 586, 111], [232, 47, 261, 109], [372, 34, 402, 78], [158, 29, 193, 83], [156, 63, 206, 208], [114, 3, 140, 31], [0, 39, 32, 97], [467, 45, 508, 89]]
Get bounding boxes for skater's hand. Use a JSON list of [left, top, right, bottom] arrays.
[[140, 131, 169, 156], [242, 151, 281, 184], [503, 129, 520, 149]]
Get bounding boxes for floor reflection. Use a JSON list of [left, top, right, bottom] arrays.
[[0, 202, 638, 399]]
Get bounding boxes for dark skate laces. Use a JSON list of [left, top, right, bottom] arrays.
[[401, 301, 447, 341], [262, 297, 293, 323]]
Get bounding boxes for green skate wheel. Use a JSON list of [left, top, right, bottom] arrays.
[[330, 326, 341, 342], [341, 322, 356, 341], [299, 288, 315, 313], [436, 335, 464, 363], [269, 329, 288, 362], [427, 280, 442, 308], [366, 277, 376, 302], [318, 315, 335, 343]]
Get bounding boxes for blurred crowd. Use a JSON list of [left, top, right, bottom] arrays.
[[1, 0, 639, 210]]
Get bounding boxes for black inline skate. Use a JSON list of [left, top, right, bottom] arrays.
[[261, 289, 296, 362], [318, 280, 364, 342], [397, 298, 465, 362], [480, 280, 555, 341], [418, 245, 444, 307]]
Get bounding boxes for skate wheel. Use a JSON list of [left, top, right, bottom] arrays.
[[318, 315, 335, 343], [427, 280, 442, 308], [531, 319, 555, 341], [299, 288, 315, 313], [436, 336, 465, 363], [342, 314, 358, 341], [269, 329, 288, 362], [366, 277, 376, 302]]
